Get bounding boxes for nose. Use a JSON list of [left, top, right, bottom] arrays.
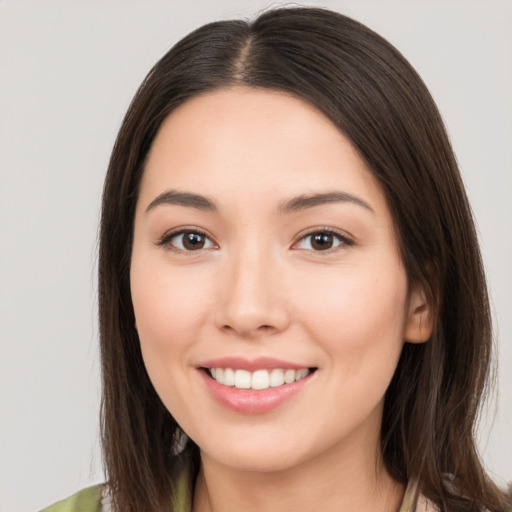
[[213, 244, 291, 338]]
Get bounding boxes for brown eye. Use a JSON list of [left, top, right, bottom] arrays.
[[164, 230, 215, 251], [182, 231, 206, 250], [311, 232, 334, 250], [293, 230, 350, 252]]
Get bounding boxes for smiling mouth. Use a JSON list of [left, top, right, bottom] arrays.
[[205, 367, 317, 391]]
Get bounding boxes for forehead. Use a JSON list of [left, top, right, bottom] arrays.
[[139, 86, 388, 217]]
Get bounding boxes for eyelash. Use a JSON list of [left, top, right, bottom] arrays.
[[291, 227, 354, 253], [156, 227, 353, 254], [157, 228, 217, 254]]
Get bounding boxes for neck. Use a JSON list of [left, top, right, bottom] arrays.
[[192, 428, 405, 512]]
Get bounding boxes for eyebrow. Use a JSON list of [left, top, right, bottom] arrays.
[[145, 189, 218, 213], [278, 191, 374, 215], [145, 189, 373, 215]]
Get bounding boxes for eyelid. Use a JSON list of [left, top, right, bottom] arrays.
[[156, 226, 218, 252], [155, 225, 353, 253], [291, 227, 354, 252]]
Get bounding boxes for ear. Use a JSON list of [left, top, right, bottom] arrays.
[[404, 285, 434, 343]]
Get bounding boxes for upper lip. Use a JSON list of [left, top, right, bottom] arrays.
[[198, 357, 313, 371]]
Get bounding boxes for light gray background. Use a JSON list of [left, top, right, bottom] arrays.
[[0, 1, 511, 511]]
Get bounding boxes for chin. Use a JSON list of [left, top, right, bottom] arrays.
[[206, 450, 303, 474], [196, 434, 308, 473]]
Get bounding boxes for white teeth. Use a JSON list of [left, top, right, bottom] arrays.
[[269, 368, 285, 387], [224, 367, 235, 386], [251, 369, 270, 390], [234, 369, 251, 389], [296, 368, 309, 380], [284, 369, 296, 384], [209, 367, 312, 390]]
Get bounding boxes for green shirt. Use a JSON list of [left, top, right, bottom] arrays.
[[41, 475, 435, 512]]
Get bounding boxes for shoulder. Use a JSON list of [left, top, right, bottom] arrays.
[[39, 466, 192, 512], [40, 484, 104, 512]]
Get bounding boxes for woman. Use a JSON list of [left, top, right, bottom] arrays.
[[42, 6, 511, 512]]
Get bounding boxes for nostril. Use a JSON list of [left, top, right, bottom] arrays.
[[221, 323, 275, 334]]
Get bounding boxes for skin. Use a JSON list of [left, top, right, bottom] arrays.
[[130, 87, 432, 512]]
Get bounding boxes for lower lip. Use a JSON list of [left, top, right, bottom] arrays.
[[199, 370, 314, 414]]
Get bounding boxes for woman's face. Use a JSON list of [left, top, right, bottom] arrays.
[[130, 87, 429, 473]]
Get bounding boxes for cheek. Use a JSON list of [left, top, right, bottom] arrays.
[[130, 261, 211, 369], [295, 261, 408, 367], [130, 260, 217, 421]]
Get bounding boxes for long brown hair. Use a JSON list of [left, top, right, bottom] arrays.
[[99, 7, 510, 511]]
